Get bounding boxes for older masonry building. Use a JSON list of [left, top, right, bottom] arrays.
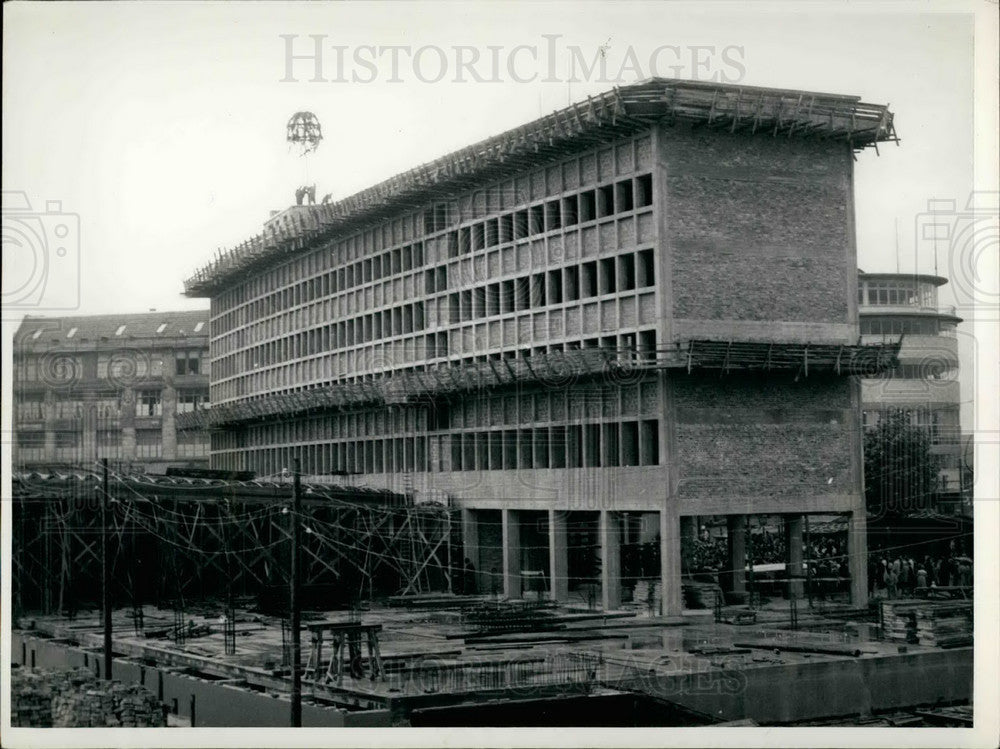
[[181, 79, 899, 613], [13, 311, 211, 472]]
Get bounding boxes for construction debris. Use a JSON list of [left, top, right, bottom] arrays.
[[11, 667, 166, 728]]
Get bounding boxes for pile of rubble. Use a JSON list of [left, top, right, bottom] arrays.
[[11, 666, 167, 728]]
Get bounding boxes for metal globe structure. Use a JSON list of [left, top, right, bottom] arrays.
[[286, 111, 323, 156], [286, 112, 323, 205]]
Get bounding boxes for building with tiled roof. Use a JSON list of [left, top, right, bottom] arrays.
[[13, 309, 211, 471]]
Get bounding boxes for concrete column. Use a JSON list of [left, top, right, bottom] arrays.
[[847, 510, 869, 606], [661, 509, 682, 616], [549, 510, 569, 602], [502, 509, 521, 599], [461, 508, 479, 595], [847, 377, 870, 607], [785, 515, 805, 599], [727, 515, 747, 594], [600, 510, 622, 611]]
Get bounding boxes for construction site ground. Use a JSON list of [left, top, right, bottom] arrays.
[[11, 595, 972, 726]]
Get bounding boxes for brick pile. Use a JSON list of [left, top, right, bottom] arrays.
[[11, 666, 166, 728]]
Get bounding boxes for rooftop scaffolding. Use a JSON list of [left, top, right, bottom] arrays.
[[183, 78, 897, 297], [178, 339, 900, 431]]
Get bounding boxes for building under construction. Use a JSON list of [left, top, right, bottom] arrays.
[[177, 78, 901, 613], [11, 79, 976, 729]]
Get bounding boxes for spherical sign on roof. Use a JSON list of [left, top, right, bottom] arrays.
[[286, 111, 323, 156]]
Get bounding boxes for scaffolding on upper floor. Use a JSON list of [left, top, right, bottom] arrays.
[[178, 339, 900, 431]]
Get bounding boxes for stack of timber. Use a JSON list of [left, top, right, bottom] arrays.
[[388, 593, 486, 609], [880, 600, 919, 643], [915, 601, 973, 648], [631, 580, 662, 613], [461, 600, 560, 634], [683, 581, 723, 610]]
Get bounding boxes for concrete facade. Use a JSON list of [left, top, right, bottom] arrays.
[[184, 80, 894, 612]]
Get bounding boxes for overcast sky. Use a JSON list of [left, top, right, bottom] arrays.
[[3, 1, 995, 430]]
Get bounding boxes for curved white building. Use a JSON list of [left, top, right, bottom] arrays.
[[858, 272, 964, 501]]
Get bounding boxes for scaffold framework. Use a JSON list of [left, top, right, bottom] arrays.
[[11, 469, 455, 617], [177, 339, 900, 431]]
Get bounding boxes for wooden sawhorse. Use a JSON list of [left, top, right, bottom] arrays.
[[304, 622, 385, 686]]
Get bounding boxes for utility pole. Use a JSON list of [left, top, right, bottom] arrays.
[[101, 458, 112, 680], [290, 459, 302, 727]]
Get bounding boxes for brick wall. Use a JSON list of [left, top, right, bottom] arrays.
[[661, 123, 854, 325], [671, 373, 856, 502]]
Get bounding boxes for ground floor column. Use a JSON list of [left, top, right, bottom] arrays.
[[786, 515, 805, 599], [502, 509, 521, 599], [549, 510, 568, 602], [661, 509, 682, 616], [461, 508, 479, 595], [847, 509, 869, 605], [600, 510, 621, 611], [727, 515, 747, 594]]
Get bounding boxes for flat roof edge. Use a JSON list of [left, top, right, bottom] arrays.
[[185, 79, 896, 297]]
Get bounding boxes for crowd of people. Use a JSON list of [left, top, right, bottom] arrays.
[[806, 540, 850, 598], [681, 525, 975, 602], [682, 527, 791, 574], [869, 550, 973, 599]]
